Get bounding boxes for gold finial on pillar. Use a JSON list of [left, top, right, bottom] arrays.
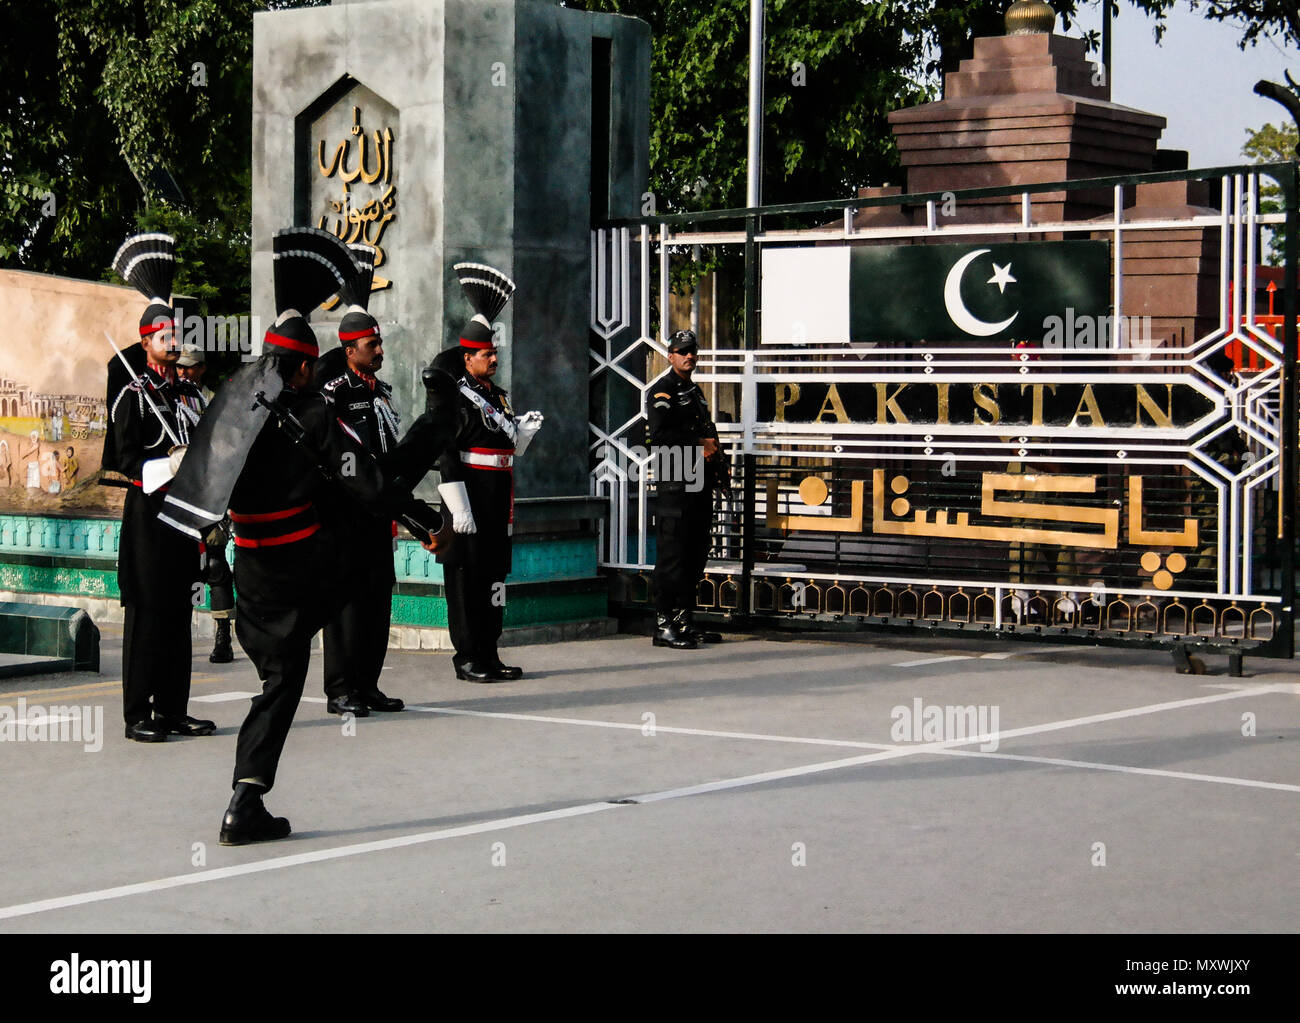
[[1005, 0, 1056, 35]]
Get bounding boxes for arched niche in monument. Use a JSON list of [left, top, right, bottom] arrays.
[[293, 75, 401, 321]]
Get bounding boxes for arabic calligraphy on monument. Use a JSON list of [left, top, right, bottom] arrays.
[[317, 104, 395, 305]]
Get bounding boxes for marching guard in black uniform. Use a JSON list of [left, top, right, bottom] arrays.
[[159, 228, 441, 845], [432, 263, 543, 682], [105, 233, 216, 741], [647, 329, 728, 649], [177, 345, 236, 664], [314, 244, 406, 716]]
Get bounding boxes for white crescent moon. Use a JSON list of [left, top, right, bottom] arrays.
[[943, 249, 1018, 337]]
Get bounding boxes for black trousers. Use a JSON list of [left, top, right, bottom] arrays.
[[653, 489, 714, 615], [444, 562, 504, 664], [205, 543, 235, 619], [231, 541, 330, 791], [121, 602, 193, 724], [441, 470, 512, 665], [119, 487, 200, 724], [322, 572, 393, 698]]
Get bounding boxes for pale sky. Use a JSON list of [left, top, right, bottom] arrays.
[[1070, 3, 1297, 168]]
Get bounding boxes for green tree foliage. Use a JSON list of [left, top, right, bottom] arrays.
[[1170, 1, 1299, 48], [567, 0, 935, 217], [1243, 121, 1297, 265], [0, 0, 323, 308], [5, 0, 1296, 303]]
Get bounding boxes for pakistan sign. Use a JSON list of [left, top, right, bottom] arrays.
[[761, 241, 1110, 345]]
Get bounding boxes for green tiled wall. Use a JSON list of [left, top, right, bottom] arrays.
[[0, 514, 608, 628]]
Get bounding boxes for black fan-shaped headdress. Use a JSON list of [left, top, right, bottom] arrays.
[[338, 243, 379, 342], [112, 233, 177, 337], [265, 228, 357, 358], [158, 229, 353, 539], [453, 262, 515, 349]]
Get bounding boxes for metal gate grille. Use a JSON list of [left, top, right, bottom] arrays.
[[590, 165, 1298, 655]]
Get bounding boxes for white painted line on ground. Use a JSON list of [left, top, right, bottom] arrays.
[[0, 801, 620, 923], [0, 683, 1286, 922], [6, 716, 77, 726], [413, 685, 1281, 755], [406, 704, 896, 750], [190, 692, 258, 703], [892, 655, 973, 667], [985, 644, 1084, 659], [1202, 682, 1300, 695], [632, 748, 920, 803], [895, 645, 1095, 667], [937, 747, 1300, 793], [944, 685, 1281, 748]]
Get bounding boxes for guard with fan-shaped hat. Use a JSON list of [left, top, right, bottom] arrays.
[[313, 243, 407, 717], [105, 232, 216, 743], [426, 262, 544, 682], [158, 227, 442, 845]]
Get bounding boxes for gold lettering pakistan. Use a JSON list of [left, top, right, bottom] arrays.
[[770, 382, 1182, 430]]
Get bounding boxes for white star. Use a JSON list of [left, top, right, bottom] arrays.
[[987, 262, 1016, 293]]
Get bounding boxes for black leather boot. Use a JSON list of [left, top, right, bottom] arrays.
[[453, 656, 498, 682], [485, 652, 523, 680], [220, 782, 291, 846], [653, 611, 697, 649], [676, 609, 722, 644], [209, 618, 233, 664]]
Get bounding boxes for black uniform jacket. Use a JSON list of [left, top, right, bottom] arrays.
[[109, 363, 206, 606], [435, 374, 516, 575], [316, 361, 403, 583], [647, 368, 724, 508], [227, 388, 430, 638]]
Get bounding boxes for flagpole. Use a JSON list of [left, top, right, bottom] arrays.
[[747, 0, 764, 209], [1102, 0, 1112, 89]]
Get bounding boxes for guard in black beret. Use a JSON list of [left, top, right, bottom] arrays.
[[647, 328, 728, 648]]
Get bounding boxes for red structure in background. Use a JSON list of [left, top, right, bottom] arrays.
[[1226, 267, 1299, 372]]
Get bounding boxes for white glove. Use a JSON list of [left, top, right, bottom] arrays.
[[168, 445, 188, 475], [141, 457, 174, 494], [438, 481, 478, 534], [514, 411, 544, 457]]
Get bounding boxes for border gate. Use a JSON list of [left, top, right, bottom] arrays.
[[589, 164, 1299, 661]]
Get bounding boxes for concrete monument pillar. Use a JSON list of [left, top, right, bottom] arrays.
[[252, 0, 649, 501], [252, 0, 650, 639]]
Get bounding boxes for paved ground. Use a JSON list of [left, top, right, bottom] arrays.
[[0, 623, 1296, 933]]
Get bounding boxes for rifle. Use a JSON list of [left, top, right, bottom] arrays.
[[251, 391, 442, 546]]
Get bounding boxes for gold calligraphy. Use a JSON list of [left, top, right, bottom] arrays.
[[1127, 476, 1198, 547], [872, 470, 1120, 548], [317, 104, 396, 307], [765, 477, 866, 532], [768, 468, 1207, 558]]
